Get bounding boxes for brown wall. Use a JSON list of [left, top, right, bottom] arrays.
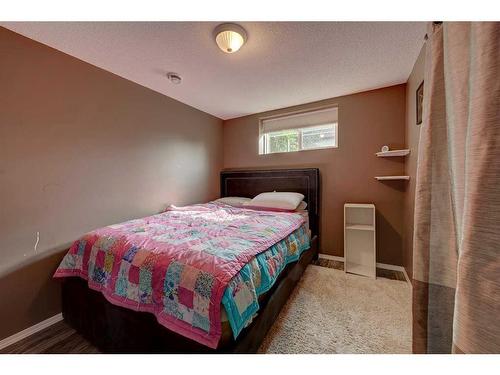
[[0, 27, 223, 340], [403, 45, 426, 280], [223, 85, 407, 264]]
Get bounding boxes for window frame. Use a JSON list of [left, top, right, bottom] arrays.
[[259, 106, 339, 155]]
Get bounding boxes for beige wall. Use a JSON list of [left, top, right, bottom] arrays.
[[223, 85, 407, 264], [0, 27, 223, 340], [403, 45, 426, 280]]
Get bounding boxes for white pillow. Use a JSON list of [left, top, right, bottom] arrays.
[[244, 192, 305, 211], [214, 197, 252, 207], [296, 201, 308, 211]]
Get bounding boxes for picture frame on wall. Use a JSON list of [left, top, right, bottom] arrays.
[[416, 81, 424, 125]]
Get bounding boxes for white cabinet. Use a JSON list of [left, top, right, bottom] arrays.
[[344, 203, 376, 279]]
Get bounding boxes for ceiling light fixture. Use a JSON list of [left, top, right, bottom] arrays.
[[214, 23, 247, 54], [166, 72, 182, 84]]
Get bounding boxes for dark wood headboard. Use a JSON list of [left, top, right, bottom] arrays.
[[220, 168, 320, 236]]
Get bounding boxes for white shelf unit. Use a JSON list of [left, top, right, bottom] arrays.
[[344, 203, 376, 279], [375, 149, 410, 157], [374, 175, 410, 181]]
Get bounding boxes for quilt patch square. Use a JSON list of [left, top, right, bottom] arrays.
[[178, 286, 194, 309], [127, 282, 139, 301], [129, 265, 140, 284], [95, 250, 105, 268], [248, 259, 262, 289], [104, 252, 114, 273], [77, 240, 86, 255], [178, 305, 194, 324], [122, 246, 139, 263], [142, 253, 159, 270], [193, 293, 210, 316], [165, 262, 184, 290], [115, 275, 128, 296], [92, 266, 106, 284], [115, 261, 130, 296], [60, 254, 77, 269], [75, 255, 83, 270], [234, 282, 254, 315], [132, 249, 149, 267], [194, 272, 214, 298], [97, 236, 115, 251], [164, 297, 182, 319], [118, 260, 131, 276], [139, 290, 152, 304], [192, 312, 210, 332], [139, 268, 152, 291], [180, 266, 198, 289]]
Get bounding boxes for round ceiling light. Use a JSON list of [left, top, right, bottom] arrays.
[[214, 23, 247, 54]]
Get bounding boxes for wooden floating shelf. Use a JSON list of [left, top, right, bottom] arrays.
[[375, 176, 410, 181], [346, 224, 375, 231], [375, 149, 410, 157]]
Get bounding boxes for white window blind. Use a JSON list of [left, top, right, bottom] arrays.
[[261, 106, 338, 133], [259, 106, 338, 154]]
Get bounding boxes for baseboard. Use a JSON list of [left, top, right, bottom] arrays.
[[318, 253, 344, 262], [401, 267, 411, 285], [0, 313, 63, 350], [376, 262, 411, 284], [318, 253, 411, 284]]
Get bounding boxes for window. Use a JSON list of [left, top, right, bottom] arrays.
[[259, 106, 338, 155]]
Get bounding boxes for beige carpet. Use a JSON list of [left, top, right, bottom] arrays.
[[259, 265, 412, 354]]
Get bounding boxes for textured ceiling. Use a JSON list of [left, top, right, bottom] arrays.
[[2, 22, 425, 119]]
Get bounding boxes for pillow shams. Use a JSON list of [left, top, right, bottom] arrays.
[[244, 192, 305, 211]]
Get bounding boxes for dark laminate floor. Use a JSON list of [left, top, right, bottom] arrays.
[[312, 258, 408, 281], [1, 320, 100, 354], [0, 261, 407, 354]]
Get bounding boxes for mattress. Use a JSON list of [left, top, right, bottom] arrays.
[[297, 209, 310, 234]]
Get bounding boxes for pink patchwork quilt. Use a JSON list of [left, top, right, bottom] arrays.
[[54, 202, 305, 348]]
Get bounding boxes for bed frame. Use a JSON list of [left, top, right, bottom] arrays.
[[61, 168, 320, 353]]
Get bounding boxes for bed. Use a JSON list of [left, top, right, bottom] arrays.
[[57, 168, 320, 353]]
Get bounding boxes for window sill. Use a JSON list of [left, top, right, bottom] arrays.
[[259, 145, 338, 156]]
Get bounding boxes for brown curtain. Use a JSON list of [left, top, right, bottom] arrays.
[[412, 22, 500, 354]]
